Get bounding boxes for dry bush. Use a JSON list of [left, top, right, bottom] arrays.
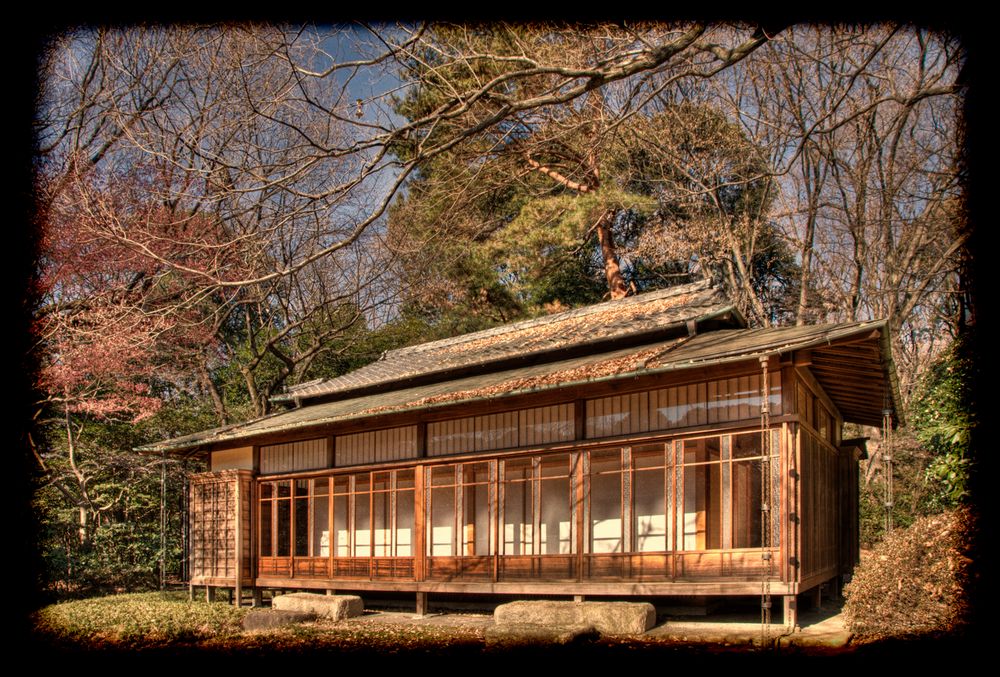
[[844, 507, 973, 640]]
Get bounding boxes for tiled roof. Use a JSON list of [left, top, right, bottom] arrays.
[[139, 319, 899, 454], [275, 279, 738, 404]]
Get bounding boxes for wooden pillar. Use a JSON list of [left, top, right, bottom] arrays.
[[205, 585, 215, 603], [414, 464, 425, 582], [415, 591, 428, 616], [573, 595, 585, 603], [188, 581, 194, 602], [234, 473, 243, 609], [783, 595, 798, 631], [252, 588, 263, 607], [326, 589, 335, 596], [811, 583, 822, 609]]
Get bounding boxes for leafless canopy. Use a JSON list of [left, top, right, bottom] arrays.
[[34, 22, 964, 414]]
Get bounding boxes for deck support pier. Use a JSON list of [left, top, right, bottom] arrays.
[[810, 584, 822, 609], [252, 588, 263, 607], [416, 592, 428, 616], [783, 595, 798, 631], [205, 585, 216, 603], [573, 595, 585, 602]]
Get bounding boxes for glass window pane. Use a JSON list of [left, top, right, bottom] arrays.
[[334, 476, 350, 494], [590, 452, 622, 553], [504, 458, 533, 481], [276, 499, 291, 556], [633, 446, 666, 469], [540, 475, 572, 554], [430, 486, 455, 556], [634, 469, 666, 551], [732, 433, 763, 459], [395, 469, 415, 490], [260, 500, 272, 557], [503, 478, 533, 555], [590, 450, 620, 474], [540, 455, 569, 478], [732, 459, 763, 548], [373, 472, 390, 493], [432, 465, 455, 486], [684, 437, 720, 463], [396, 489, 414, 556], [294, 497, 309, 556], [462, 482, 490, 556], [683, 461, 721, 550], [463, 462, 489, 484], [373, 489, 390, 556], [353, 490, 370, 557], [333, 494, 349, 556], [313, 494, 329, 556]]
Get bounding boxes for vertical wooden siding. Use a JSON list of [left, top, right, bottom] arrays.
[[427, 404, 573, 456], [261, 438, 332, 474], [798, 428, 839, 579], [586, 373, 781, 439], [335, 426, 418, 466]]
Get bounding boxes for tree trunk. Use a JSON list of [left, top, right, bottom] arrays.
[[199, 362, 228, 426], [595, 209, 628, 300]]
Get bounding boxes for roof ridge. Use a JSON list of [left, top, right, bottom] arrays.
[[385, 279, 715, 359]]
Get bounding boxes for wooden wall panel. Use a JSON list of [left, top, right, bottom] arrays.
[[429, 404, 573, 456], [335, 426, 418, 466], [587, 375, 783, 440], [211, 446, 254, 471], [261, 438, 332, 474], [189, 470, 253, 584]]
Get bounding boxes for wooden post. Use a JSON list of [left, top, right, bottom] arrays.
[[206, 586, 215, 603], [573, 595, 585, 603], [234, 473, 242, 608], [326, 589, 335, 596], [188, 581, 194, 602], [416, 591, 428, 616], [252, 588, 263, 608], [414, 464, 425, 581], [783, 595, 798, 631]]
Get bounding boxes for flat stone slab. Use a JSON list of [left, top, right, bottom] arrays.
[[484, 623, 598, 647], [494, 601, 656, 636], [242, 609, 315, 631], [271, 593, 364, 621]]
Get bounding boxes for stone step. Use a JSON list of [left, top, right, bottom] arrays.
[[272, 592, 364, 620], [494, 601, 656, 636]]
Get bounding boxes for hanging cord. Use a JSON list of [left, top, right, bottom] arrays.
[[759, 356, 772, 647], [883, 402, 894, 534]]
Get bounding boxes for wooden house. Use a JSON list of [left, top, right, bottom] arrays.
[[141, 280, 900, 627]]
